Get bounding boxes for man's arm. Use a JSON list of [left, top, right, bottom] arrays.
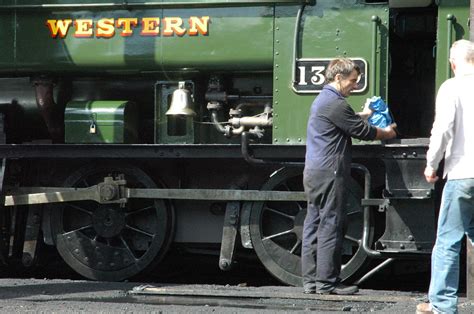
[[374, 124, 397, 140], [424, 81, 456, 183]]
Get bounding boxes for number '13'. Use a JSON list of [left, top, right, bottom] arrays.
[[298, 66, 325, 86]]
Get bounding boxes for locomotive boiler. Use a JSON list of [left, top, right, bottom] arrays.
[[0, 0, 470, 285]]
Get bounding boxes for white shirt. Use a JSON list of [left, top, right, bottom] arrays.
[[426, 72, 474, 179]]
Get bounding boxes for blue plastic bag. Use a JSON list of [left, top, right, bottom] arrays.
[[367, 96, 393, 128]]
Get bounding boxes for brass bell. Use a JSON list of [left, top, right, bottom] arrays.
[[165, 82, 196, 116]]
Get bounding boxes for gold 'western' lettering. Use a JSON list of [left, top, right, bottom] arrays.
[[74, 19, 94, 37], [46, 19, 73, 38], [140, 17, 160, 36], [116, 18, 138, 37], [162, 17, 186, 36], [188, 16, 210, 36], [45, 17, 210, 38], [96, 18, 115, 38]]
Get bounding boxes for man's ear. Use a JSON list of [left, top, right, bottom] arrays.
[[334, 73, 342, 82], [450, 61, 456, 73]]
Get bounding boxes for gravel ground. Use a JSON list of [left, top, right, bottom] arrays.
[[0, 278, 472, 313]]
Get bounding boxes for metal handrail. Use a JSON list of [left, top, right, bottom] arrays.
[[446, 14, 457, 79], [371, 15, 381, 97]]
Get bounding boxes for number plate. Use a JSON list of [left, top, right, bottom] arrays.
[[293, 58, 368, 94]]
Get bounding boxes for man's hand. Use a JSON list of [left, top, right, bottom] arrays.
[[424, 167, 439, 183], [357, 99, 374, 119]]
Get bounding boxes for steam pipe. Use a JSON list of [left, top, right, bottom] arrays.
[[241, 132, 304, 167], [32, 78, 64, 143], [210, 110, 228, 134]]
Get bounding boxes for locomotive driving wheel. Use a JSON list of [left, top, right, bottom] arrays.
[[249, 167, 373, 286], [50, 163, 174, 281]]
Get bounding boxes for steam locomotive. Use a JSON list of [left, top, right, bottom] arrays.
[[0, 0, 470, 285]]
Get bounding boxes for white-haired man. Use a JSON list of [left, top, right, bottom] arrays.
[[417, 39, 474, 313]]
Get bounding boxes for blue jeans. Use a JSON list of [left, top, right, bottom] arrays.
[[429, 179, 474, 314]]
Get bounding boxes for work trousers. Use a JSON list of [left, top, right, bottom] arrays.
[[301, 167, 348, 291], [429, 179, 474, 314]]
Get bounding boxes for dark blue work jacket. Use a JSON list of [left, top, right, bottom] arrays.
[[305, 85, 377, 176]]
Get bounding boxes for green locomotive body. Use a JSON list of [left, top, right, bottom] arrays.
[[0, 0, 470, 286]]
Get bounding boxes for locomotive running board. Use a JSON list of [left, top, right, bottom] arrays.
[[3, 176, 306, 206]]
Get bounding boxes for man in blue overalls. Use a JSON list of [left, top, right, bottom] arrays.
[[302, 58, 397, 295]]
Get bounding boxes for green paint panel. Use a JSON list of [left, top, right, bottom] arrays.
[[273, 1, 389, 144], [435, 0, 470, 89], [161, 7, 274, 71], [11, 5, 274, 73], [15, 9, 162, 72], [65, 100, 138, 143]]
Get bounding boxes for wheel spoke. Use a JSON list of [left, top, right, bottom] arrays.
[[295, 201, 305, 211], [79, 178, 90, 187], [347, 210, 361, 217], [262, 229, 293, 241], [125, 205, 154, 217], [119, 236, 138, 260], [67, 203, 93, 216], [263, 206, 295, 220], [345, 235, 360, 244], [63, 224, 93, 235], [289, 239, 302, 254], [280, 182, 291, 191], [125, 224, 154, 238]]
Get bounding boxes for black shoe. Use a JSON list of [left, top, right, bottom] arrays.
[[317, 283, 358, 295]]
